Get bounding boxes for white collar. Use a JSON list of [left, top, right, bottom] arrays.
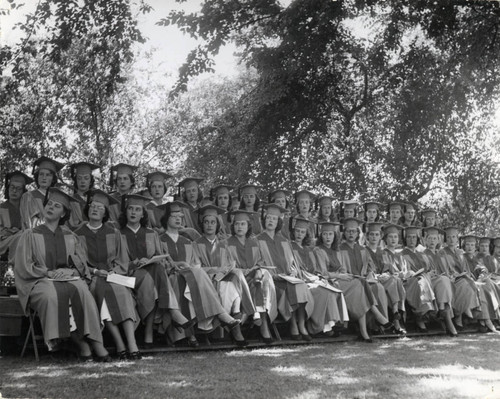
[[166, 231, 179, 243], [87, 223, 103, 232], [126, 224, 141, 234]]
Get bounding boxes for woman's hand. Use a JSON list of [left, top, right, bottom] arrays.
[[94, 269, 109, 278], [48, 268, 75, 279]]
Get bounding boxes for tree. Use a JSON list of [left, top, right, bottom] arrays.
[[161, 0, 500, 228]]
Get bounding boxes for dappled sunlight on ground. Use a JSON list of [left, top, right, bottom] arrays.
[[396, 364, 500, 399], [226, 346, 310, 357]]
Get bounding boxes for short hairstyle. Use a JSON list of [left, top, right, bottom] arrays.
[[200, 214, 221, 235], [230, 219, 253, 238], [4, 176, 28, 199], [34, 169, 58, 189], [83, 201, 110, 224], [261, 212, 283, 232], [239, 195, 260, 212], [290, 226, 312, 247], [42, 192, 70, 225], [118, 204, 149, 229], [316, 230, 340, 250]]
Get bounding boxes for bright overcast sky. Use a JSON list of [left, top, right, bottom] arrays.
[[0, 0, 240, 83]]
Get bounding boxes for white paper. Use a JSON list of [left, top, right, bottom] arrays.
[[106, 273, 136, 288]]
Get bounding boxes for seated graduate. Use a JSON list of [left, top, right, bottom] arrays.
[[315, 219, 392, 343], [289, 216, 349, 337], [238, 184, 263, 236], [224, 209, 278, 343], [256, 203, 314, 341], [192, 204, 256, 346], [157, 201, 245, 346], [210, 183, 234, 238], [401, 226, 456, 335], [177, 177, 204, 235], [107, 163, 138, 224], [14, 187, 110, 361], [116, 194, 194, 348], [0, 171, 33, 264], [74, 189, 141, 360], [67, 162, 99, 230], [144, 171, 171, 233], [267, 189, 292, 241], [20, 156, 64, 230]]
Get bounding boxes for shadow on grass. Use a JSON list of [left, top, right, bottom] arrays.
[[1, 334, 500, 399]]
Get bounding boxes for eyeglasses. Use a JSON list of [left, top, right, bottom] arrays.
[[89, 203, 105, 211], [9, 185, 24, 192]]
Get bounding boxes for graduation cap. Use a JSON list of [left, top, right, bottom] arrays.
[[211, 184, 234, 200], [230, 209, 255, 222], [268, 189, 292, 203], [293, 215, 315, 229], [195, 204, 226, 217], [89, 189, 120, 208], [109, 163, 137, 188], [363, 200, 384, 210], [262, 203, 287, 216], [146, 171, 172, 184], [6, 171, 34, 186], [238, 184, 261, 200], [342, 217, 364, 231], [383, 223, 403, 235], [123, 194, 150, 208], [318, 221, 341, 231], [294, 189, 317, 202], [33, 156, 64, 174], [387, 201, 405, 211], [365, 221, 385, 232], [403, 225, 422, 235], [421, 208, 437, 218], [69, 162, 99, 179], [47, 187, 78, 208], [422, 226, 444, 236]]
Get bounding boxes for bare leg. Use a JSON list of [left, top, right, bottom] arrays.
[[370, 305, 389, 325], [296, 305, 309, 336], [259, 312, 271, 339], [170, 309, 189, 325], [122, 320, 139, 353], [105, 321, 126, 353], [289, 312, 299, 336], [71, 332, 92, 356], [358, 314, 370, 340], [144, 309, 155, 344]]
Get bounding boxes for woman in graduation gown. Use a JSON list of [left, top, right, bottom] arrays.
[[238, 184, 263, 236], [74, 189, 141, 359], [67, 162, 99, 230], [293, 190, 318, 240], [145, 171, 171, 233], [378, 224, 408, 334], [289, 216, 348, 336], [461, 234, 500, 332], [158, 201, 244, 345], [117, 194, 193, 347], [108, 163, 138, 224], [256, 203, 314, 340], [400, 226, 450, 332], [316, 196, 338, 224], [425, 226, 479, 333], [224, 209, 278, 342], [178, 177, 204, 235], [20, 156, 64, 230], [14, 187, 110, 360], [0, 171, 33, 263], [268, 189, 292, 240], [192, 204, 255, 344], [313, 221, 391, 342], [211, 184, 234, 238]]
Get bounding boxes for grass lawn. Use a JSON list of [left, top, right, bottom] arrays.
[[1, 333, 500, 399]]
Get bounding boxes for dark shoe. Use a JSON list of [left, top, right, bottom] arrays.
[[478, 324, 488, 333], [95, 354, 113, 363], [78, 354, 93, 363], [235, 339, 249, 348], [174, 317, 198, 330], [290, 334, 302, 341], [128, 351, 142, 360], [415, 326, 428, 333], [378, 321, 393, 330], [117, 350, 128, 361], [392, 327, 406, 335], [447, 331, 458, 338], [142, 342, 154, 350], [357, 336, 373, 343], [261, 336, 274, 344], [187, 337, 199, 348], [301, 334, 312, 342], [221, 319, 240, 330]]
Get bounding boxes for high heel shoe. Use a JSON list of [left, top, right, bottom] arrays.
[[220, 318, 240, 330], [415, 326, 428, 333], [357, 336, 373, 343], [290, 334, 302, 341], [128, 351, 142, 360], [234, 339, 249, 348], [261, 336, 274, 344], [301, 333, 312, 342], [173, 317, 198, 330], [187, 337, 199, 347], [117, 350, 128, 361], [94, 354, 113, 363]]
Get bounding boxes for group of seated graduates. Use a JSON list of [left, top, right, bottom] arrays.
[[1, 156, 499, 362]]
